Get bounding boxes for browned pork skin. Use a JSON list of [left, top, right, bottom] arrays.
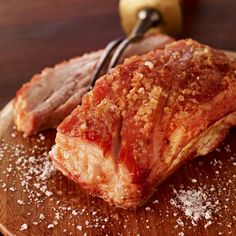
[[50, 39, 236, 208], [14, 33, 173, 136]]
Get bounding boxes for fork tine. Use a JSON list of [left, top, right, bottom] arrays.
[[108, 9, 161, 70], [89, 38, 123, 90], [107, 36, 140, 71]]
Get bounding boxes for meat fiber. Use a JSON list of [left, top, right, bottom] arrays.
[[50, 39, 236, 208], [14, 33, 173, 136]]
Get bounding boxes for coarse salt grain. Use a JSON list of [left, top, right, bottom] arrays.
[[153, 199, 159, 204], [55, 212, 60, 220], [20, 223, 28, 231], [72, 210, 78, 216], [45, 190, 53, 197], [204, 220, 212, 228], [17, 200, 24, 205], [176, 218, 184, 226], [39, 213, 45, 220], [53, 220, 58, 225], [47, 224, 54, 229], [144, 61, 154, 69], [39, 133, 45, 141]]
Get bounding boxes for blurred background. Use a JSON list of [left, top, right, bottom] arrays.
[[0, 0, 236, 108]]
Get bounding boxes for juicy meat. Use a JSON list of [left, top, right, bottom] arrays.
[[50, 39, 236, 208], [14, 33, 173, 136]]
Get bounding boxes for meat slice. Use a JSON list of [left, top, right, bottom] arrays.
[[50, 39, 236, 208], [14, 33, 173, 136]]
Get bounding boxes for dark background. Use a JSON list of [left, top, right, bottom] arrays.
[[0, 0, 236, 109]]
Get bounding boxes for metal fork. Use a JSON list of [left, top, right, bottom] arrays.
[[88, 8, 162, 90]]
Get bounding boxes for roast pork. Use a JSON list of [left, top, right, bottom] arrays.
[[14, 33, 173, 136], [50, 39, 236, 208]]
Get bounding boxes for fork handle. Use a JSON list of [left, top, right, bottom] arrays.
[[119, 0, 182, 37]]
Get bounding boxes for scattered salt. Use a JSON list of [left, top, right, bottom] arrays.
[[0, 130, 235, 234], [170, 187, 218, 225]]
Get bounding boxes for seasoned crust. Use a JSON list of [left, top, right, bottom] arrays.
[[52, 39, 236, 208]]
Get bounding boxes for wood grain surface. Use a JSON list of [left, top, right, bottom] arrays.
[[0, 95, 236, 236], [0, 0, 236, 236]]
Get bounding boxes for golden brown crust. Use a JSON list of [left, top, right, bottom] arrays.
[[54, 39, 236, 208]]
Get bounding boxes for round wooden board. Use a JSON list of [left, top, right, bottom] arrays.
[[0, 100, 235, 236]]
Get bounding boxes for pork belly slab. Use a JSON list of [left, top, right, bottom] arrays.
[[14, 33, 173, 136], [50, 39, 236, 208]]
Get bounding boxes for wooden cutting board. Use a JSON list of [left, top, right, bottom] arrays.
[[0, 52, 236, 236]]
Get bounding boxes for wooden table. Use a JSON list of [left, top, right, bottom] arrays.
[[0, 0, 236, 236]]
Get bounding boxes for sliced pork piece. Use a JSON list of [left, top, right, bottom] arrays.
[[50, 39, 236, 208], [14, 33, 173, 136]]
